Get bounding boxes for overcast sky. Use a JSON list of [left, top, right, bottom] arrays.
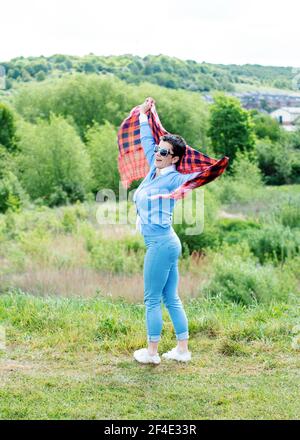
[[1, 0, 299, 67]]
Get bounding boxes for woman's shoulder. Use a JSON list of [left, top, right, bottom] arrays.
[[166, 171, 182, 191], [169, 169, 182, 180]]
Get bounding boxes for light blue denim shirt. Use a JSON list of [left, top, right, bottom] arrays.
[[133, 116, 200, 236]]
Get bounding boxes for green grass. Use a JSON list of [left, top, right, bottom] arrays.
[[220, 184, 300, 219], [0, 183, 299, 419], [0, 291, 299, 420]]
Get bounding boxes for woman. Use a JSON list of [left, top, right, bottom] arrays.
[[133, 97, 201, 365]]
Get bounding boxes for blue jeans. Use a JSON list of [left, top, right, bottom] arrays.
[[143, 229, 189, 343]]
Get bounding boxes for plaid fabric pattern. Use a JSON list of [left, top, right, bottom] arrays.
[[118, 105, 230, 200]]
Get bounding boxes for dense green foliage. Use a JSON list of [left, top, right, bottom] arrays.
[[255, 137, 300, 185], [0, 105, 27, 212], [0, 167, 27, 213], [16, 114, 93, 206], [0, 73, 211, 210], [1, 54, 298, 93], [12, 74, 210, 147], [0, 102, 18, 152], [85, 121, 119, 195], [250, 109, 282, 142], [208, 93, 256, 167], [0, 61, 299, 215], [0, 182, 299, 304]]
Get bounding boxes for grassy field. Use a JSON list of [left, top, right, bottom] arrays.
[[0, 180, 299, 419], [0, 292, 300, 420]]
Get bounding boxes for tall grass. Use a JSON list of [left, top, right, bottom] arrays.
[[202, 242, 298, 305], [0, 183, 299, 305], [1, 290, 298, 354]]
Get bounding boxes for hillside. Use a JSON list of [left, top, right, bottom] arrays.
[[1, 53, 299, 97]]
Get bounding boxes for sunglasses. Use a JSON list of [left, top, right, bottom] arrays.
[[154, 145, 175, 157]]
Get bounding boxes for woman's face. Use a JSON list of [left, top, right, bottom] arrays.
[[154, 140, 179, 169]]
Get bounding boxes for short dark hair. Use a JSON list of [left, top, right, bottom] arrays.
[[160, 134, 186, 167]]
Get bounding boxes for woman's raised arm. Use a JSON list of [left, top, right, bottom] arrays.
[[139, 97, 156, 166]]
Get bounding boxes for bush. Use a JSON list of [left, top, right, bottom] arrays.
[[202, 247, 297, 305], [17, 114, 93, 206], [134, 84, 210, 147], [247, 224, 300, 264], [13, 73, 210, 149], [207, 93, 255, 169], [85, 121, 120, 195], [87, 235, 144, 274], [210, 151, 263, 204], [48, 182, 86, 207], [173, 189, 222, 254], [0, 170, 28, 213], [255, 139, 292, 185], [217, 218, 261, 246], [178, 223, 222, 255], [269, 201, 300, 229], [122, 235, 145, 253], [0, 102, 18, 151], [61, 209, 78, 233], [289, 151, 300, 183], [283, 129, 300, 150], [13, 74, 132, 139], [250, 110, 282, 142]]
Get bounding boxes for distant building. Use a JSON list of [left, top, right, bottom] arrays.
[[203, 91, 300, 113], [270, 107, 300, 131]]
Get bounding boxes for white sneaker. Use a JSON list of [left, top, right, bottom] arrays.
[[162, 347, 192, 362], [133, 348, 161, 365]]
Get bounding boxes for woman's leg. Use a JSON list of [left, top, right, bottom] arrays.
[[143, 241, 173, 353], [162, 239, 189, 351]]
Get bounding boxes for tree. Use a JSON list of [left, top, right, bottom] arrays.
[[17, 114, 93, 206], [255, 139, 292, 185], [85, 121, 120, 196], [36, 71, 46, 81], [250, 109, 282, 142], [133, 83, 210, 148], [0, 145, 28, 213], [287, 129, 300, 150], [207, 93, 255, 169], [13, 74, 130, 139], [0, 170, 27, 213], [0, 103, 18, 152]]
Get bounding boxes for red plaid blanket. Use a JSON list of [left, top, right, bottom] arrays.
[[118, 104, 229, 200]]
